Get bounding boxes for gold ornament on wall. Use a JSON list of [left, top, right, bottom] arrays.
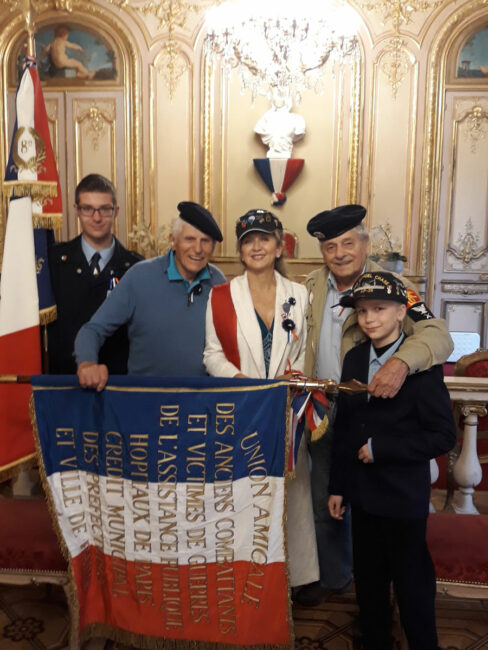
[[107, 0, 216, 98], [379, 37, 411, 98], [461, 104, 488, 154], [75, 103, 116, 151], [154, 37, 188, 98], [448, 218, 485, 266], [355, 0, 443, 33]]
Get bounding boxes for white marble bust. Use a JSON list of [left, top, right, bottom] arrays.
[[254, 91, 306, 159]]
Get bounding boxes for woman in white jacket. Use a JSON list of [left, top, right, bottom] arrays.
[[204, 208, 319, 590]]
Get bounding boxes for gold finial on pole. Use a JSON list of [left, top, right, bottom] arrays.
[[21, 0, 36, 58]]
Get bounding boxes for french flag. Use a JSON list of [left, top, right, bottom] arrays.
[[32, 376, 293, 648], [0, 59, 60, 478]]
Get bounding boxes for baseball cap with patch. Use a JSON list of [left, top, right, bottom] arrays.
[[236, 209, 283, 241], [307, 204, 366, 241], [339, 271, 408, 308], [177, 201, 223, 242]]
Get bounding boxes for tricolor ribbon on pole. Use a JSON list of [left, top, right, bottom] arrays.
[[288, 387, 330, 474], [0, 56, 61, 479], [253, 158, 304, 206]]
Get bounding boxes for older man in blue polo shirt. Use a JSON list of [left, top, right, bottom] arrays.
[[75, 201, 225, 390]]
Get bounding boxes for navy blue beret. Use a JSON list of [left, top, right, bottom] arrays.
[[307, 204, 366, 241], [177, 201, 223, 242]]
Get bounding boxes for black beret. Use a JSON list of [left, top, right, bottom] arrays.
[[339, 271, 408, 308], [235, 209, 283, 241], [307, 204, 366, 241], [177, 201, 223, 242]]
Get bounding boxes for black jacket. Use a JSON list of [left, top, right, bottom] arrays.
[[47, 235, 142, 374], [329, 339, 456, 519]]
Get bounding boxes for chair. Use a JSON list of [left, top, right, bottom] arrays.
[[427, 512, 488, 599], [283, 230, 298, 258], [0, 497, 76, 648]]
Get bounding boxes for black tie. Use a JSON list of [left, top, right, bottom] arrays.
[[89, 252, 101, 276]]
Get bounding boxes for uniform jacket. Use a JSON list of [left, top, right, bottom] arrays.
[[329, 339, 456, 519], [204, 271, 308, 378], [304, 258, 454, 378], [48, 234, 142, 374]]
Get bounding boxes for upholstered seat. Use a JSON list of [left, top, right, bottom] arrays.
[[0, 497, 76, 647], [427, 512, 488, 598]]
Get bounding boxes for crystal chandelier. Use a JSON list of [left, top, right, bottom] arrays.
[[204, 0, 359, 104]]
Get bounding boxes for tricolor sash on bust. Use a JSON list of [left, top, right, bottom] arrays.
[[210, 283, 241, 370]]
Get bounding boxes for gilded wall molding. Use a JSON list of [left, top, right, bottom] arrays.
[[74, 101, 116, 151], [348, 54, 362, 203], [379, 37, 413, 99], [106, 0, 214, 97], [455, 101, 488, 153], [447, 218, 487, 268], [354, 0, 444, 33], [421, 0, 488, 300], [442, 282, 488, 295]]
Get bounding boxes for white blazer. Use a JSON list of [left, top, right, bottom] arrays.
[[204, 271, 308, 379]]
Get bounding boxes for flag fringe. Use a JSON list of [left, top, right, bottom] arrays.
[[29, 395, 81, 644], [310, 414, 329, 442], [39, 305, 57, 325], [80, 623, 293, 650], [3, 180, 58, 201], [33, 213, 63, 229], [0, 451, 37, 483]]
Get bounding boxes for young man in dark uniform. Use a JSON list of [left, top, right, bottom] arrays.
[[47, 174, 142, 374], [329, 272, 456, 650]]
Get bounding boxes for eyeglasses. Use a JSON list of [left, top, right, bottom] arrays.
[[77, 204, 115, 218]]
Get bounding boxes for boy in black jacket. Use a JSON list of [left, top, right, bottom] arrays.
[[328, 271, 456, 650]]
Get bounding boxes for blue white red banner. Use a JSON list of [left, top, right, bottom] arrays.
[[32, 375, 293, 649], [0, 58, 61, 479], [253, 158, 304, 206]]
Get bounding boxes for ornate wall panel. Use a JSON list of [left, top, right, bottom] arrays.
[[67, 93, 126, 239], [445, 98, 488, 272], [150, 43, 193, 230], [367, 38, 417, 264]]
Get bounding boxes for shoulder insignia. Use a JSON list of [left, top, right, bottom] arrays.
[[406, 288, 421, 308], [406, 289, 434, 322]]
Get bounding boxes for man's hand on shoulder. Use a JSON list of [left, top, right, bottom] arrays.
[[368, 356, 408, 399], [77, 362, 109, 392]]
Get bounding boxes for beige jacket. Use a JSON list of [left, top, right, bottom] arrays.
[[304, 259, 453, 378]]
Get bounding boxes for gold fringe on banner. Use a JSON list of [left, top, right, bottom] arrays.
[[33, 213, 63, 229], [0, 451, 37, 484], [29, 395, 81, 645], [3, 180, 58, 201], [80, 622, 294, 650], [310, 413, 329, 442], [39, 305, 57, 325], [284, 387, 295, 481]]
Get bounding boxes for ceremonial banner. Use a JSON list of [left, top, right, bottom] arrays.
[[32, 376, 293, 649], [0, 56, 61, 479]]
